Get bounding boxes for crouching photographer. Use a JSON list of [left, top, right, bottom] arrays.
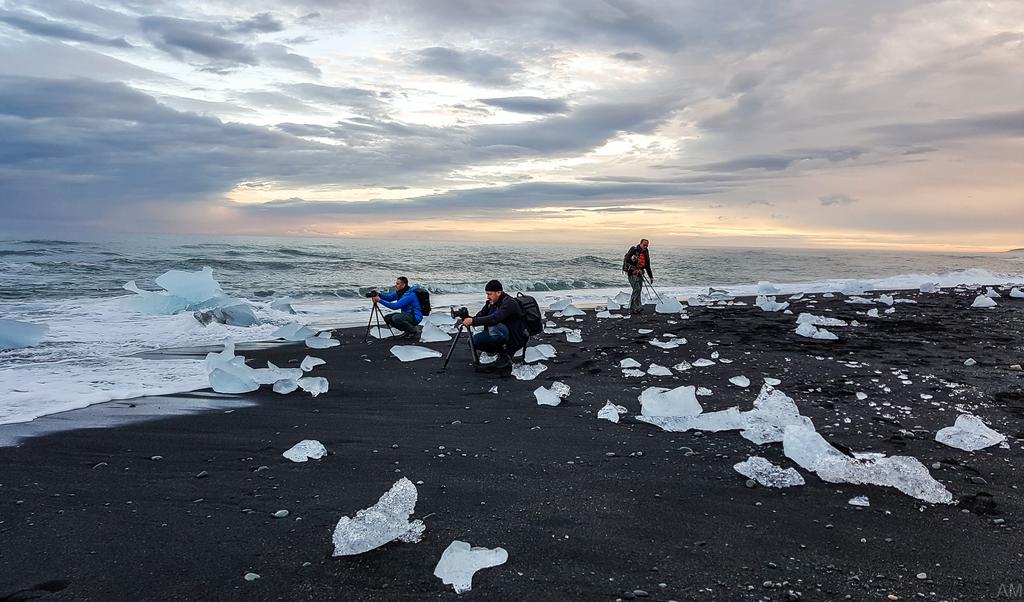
[[460, 279, 527, 371], [371, 276, 425, 339]]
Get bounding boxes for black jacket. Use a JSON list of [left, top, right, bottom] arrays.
[[473, 293, 528, 351], [622, 245, 653, 278]]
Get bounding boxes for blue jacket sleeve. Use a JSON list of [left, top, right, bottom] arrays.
[[378, 290, 398, 302], [379, 294, 413, 310]]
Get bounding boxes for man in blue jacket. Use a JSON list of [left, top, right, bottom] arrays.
[[371, 276, 422, 339]]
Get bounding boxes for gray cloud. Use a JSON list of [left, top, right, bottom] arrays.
[[229, 12, 283, 34], [140, 16, 258, 66], [611, 51, 644, 61], [0, 9, 132, 47], [819, 194, 857, 207], [478, 96, 569, 114], [689, 147, 868, 172], [868, 110, 1024, 144], [413, 46, 521, 86], [283, 83, 384, 113]]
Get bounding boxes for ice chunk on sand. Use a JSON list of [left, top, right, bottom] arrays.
[[534, 382, 569, 406], [301, 355, 326, 372], [270, 297, 297, 313], [764, 377, 781, 386], [757, 281, 781, 294], [195, 303, 259, 327], [297, 376, 329, 396], [283, 439, 327, 462], [734, 456, 805, 488], [596, 310, 624, 319], [783, 424, 953, 504], [935, 414, 1006, 451], [848, 496, 870, 507], [755, 296, 790, 312], [877, 294, 894, 306], [650, 338, 682, 349], [919, 282, 939, 293], [986, 287, 1001, 298], [619, 358, 641, 369], [647, 364, 672, 376], [598, 401, 622, 423], [558, 305, 585, 317], [367, 325, 399, 339], [1010, 287, 1024, 299], [332, 477, 425, 556], [693, 358, 715, 367], [655, 297, 684, 314], [622, 368, 646, 378], [565, 329, 583, 343], [606, 297, 621, 310], [866, 308, 880, 318], [525, 344, 557, 363], [272, 322, 317, 341], [729, 375, 750, 388], [0, 319, 48, 350], [205, 342, 259, 393], [639, 386, 702, 417], [272, 379, 298, 394], [419, 322, 452, 343], [963, 358, 977, 366], [306, 332, 340, 349], [209, 368, 260, 394], [673, 361, 692, 371], [971, 295, 997, 308], [252, 361, 302, 385], [613, 291, 632, 305], [512, 362, 547, 381], [797, 313, 848, 327], [390, 345, 442, 362], [696, 387, 712, 396], [434, 540, 508, 594], [637, 406, 744, 433], [740, 385, 813, 444], [156, 267, 221, 302], [795, 322, 838, 340], [548, 298, 572, 311]]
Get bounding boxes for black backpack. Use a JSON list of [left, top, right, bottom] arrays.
[[414, 288, 431, 316], [516, 292, 543, 335]]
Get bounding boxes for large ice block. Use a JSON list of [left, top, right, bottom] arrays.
[[740, 385, 813, 444], [272, 322, 317, 341], [0, 319, 48, 350], [534, 381, 569, 406], [305, 333, 340, 349], [209, 368, 260, 394], [639, 386, 702, 417], [419, 322, 452, 343], [971, 295, 997, 308], [390, 345, 442, 362], [655, 297, 684, 314], [525, 344, 557, 363], [297, 376, 329, 396], [283, 439, 327, 462], [733, 456, 805, 488], [433, 540, 508, 594], [332, 477, 426, 556], [935, 414, 1006, 451]]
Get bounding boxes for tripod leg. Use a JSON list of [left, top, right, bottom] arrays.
[[363, 304, 376, 342], [441, 324, 464, 370], [377, 305, 398, 337]]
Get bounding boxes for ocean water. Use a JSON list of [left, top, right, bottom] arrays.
[[2, 236, 1023, 425]]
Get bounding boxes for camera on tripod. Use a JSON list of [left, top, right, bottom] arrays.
[[450, 306, 470, 320], [365, 290, 379, 298]]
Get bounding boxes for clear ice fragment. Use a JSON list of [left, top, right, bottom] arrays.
[[511, 363, 547, 381], [389, 345, 442, 362], [433, 540, 508, 594], [639, 386, 702, 417], [332, 478, 425, 556], [283, 439, 327, 462], [733, 456, 805, 488], [297, 376, 329, 396], [935, 414, 1006, 451], [0, 319, 48, 350], [300, 355, 326, 372]]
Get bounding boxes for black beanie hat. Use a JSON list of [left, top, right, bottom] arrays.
[[485, 279, 503, 292]]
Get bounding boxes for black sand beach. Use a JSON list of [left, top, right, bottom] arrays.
[[2, 286, 1023, 601]]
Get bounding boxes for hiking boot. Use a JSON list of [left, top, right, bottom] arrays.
[[400, 331, 417, 340], [490, 353, 512, 371]]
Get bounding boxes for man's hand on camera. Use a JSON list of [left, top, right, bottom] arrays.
[[462, 317, 473, 327], [371, 294, 380, 304]]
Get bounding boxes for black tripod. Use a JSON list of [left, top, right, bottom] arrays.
[[441, 322, 477, 370], [642, 274, 664, 304], [362, 302, 397, 343]]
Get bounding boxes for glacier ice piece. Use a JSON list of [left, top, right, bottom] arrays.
[[548, 298, 572, 311], [639, 386, 702, 417], [390, 345, 442, 362], [301, 355, 326, 372], [525, 344, 557, 363], [273, 379, 299, 394], [650, 338, 682, 349], [606, 297, 621, 310], [733, 456, 805, 488], [757, 281, 781, 294], [647, 364, 672, 376], [613, 291, 632, 305], [272, 322, 317, 341], [534, 381, 569, 406], [672, 361, 692, 371], [866, 308, 880, 318], [209, 368, 260, 394], [558, 305, 585, 317], [0, 319, 48, 350], [419, 322, 452, 343], [297, 376, 329, 396], [433, 540, 508, 594], [622, 368, 646, 378], [740, 385, 813, 444], [755, 295, 790, 312], [764, 377, 781, 386], [511, 362, 547, 381], [283, 439, 327, 462], [215, 303, 259, 327], [971, 295, 996, 308], [877, 294, 895, 306], [637, 406, 744, 433], [595, 310, 624, 319], [935, 414, 1006, 451], [696, 386, 712, 396], [963, 358, 977, 366], [783, 424, 953, 504], [795, 322, 838, 340], [655, 297, 684, 314], [205, 341, 260, 393], [251, 361, 303, 385], [848, 496, 870, 507], [729, 375, 750, 388], [306, 333, 340, 349], [919, 282, 939, 293], [270, 297, 297, 313], [368, 325, 399, 339], [796, 313, 848, 327], [620, 358, 641, 369], [332, 477, 425, 556], [565, 329, 583, 343], [598, 401, 621, 423], [1010, 287, 1024, 298], [692, 358, 715, 367], [986, 287, 1001, 298], [637, 328, 653, 334], [124, 267, 232, 315], [156, 267, 222, 302]]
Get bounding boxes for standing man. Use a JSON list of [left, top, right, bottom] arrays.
[[622, 239, 653, 314], [372, 276, 423, 339]]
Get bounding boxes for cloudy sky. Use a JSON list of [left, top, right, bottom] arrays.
[[0, 0, 1021, 249]]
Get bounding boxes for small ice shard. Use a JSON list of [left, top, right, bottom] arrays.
[[368, 326, 398, 339], [788, 293, 805, 300], [884, 307, 896, 315], [673, 361, 692, 371], [548, 298, 572, 311], [390, 345, 442, 362], [848, 496, 870, 507], [783, 424, 953, 504], [740, 385, 813, 444], [270, 297, 297, 313], [622, 368, 647, 378], [796, 313, 848, 327], [986, 287, 1001, 298], [272, 379, 299, 394], [272, 322, 317, 341], [306, 333, 340, 349], [856, 392, 868, 400], [649, 338, 682, 349], [647, 364, 672, 376], [963, 358, 977, 367], [846, 296, 875, 305], [1010, 287, 1024, 298], [534, 382, 569, 406], [297, 376, 329, 396], [693, 358, 715, 367], [511, 362, 547, 381], [332, 477, 425, 556], [252, 361, 303, 385], [525, 344, 557, 363], [433, 540, 508, 594], [686, 296, 706, 307], [598, 401, 621, 423], [638, 328, 653, 334], [935, 414, 1006, 451], [619, 358, 641, 369], [655, 297, 684, 314], [877, 294, 895, 306], [488, 386, 499, 394], [559, 305, 585, 317], [971, 295, 997, 308], [866, 308, 880, 318], [639, 386, 702, 417], [733, 456, 805, 488], [696, 387, 712, 396], [595, 310, 624, 319], [209, 368, 260, 394], [419, 322, 452, 343], [795, 322, 838, 340], [729, 375, 751, 388], [763, 377, 781, 386], [710, 351, 719, 359], [0, 319, 48, 350], [283, 439, 327, 462], [755, 295, 790, 312], [919, 282, 938, 293], [300, 355, 326, 372], [757, 281, 781, 294], [606, 297, 621, 310], [565, 329, 583, 343]]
